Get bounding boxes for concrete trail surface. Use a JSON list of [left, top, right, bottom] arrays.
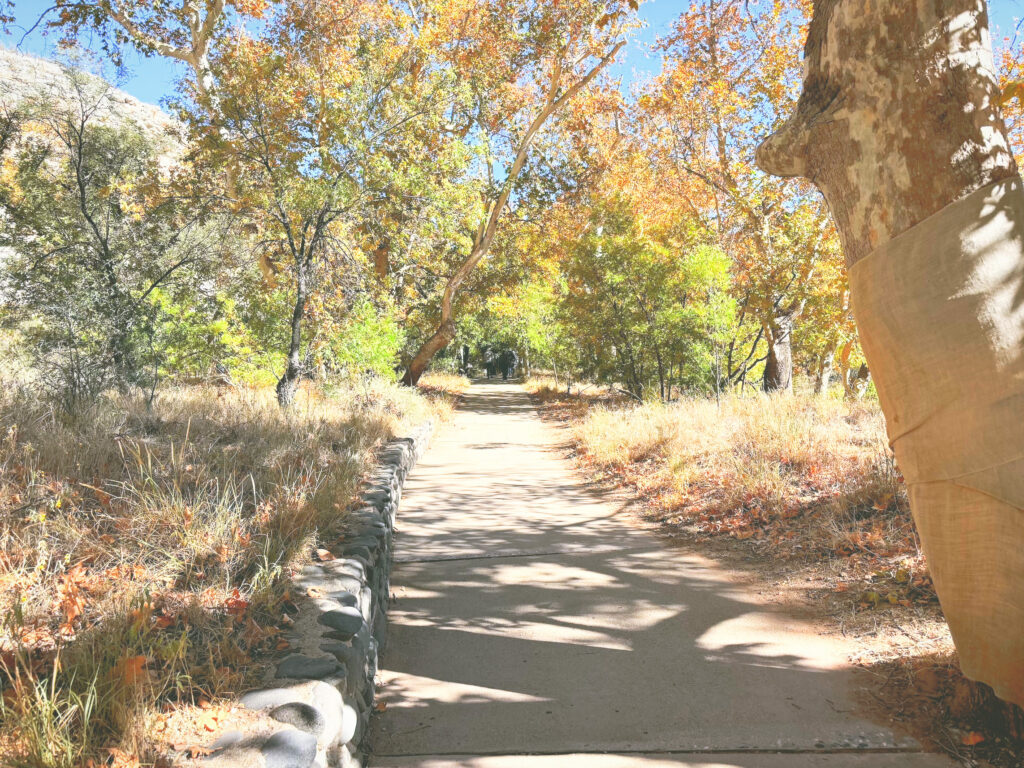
[[370, 381, 953, 768]]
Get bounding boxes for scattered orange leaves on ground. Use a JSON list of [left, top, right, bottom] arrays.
[[224, 588, 250, 619], [113, 655, 149, 688], [56, 562, 90, 638], [541, 386, 930, 607]]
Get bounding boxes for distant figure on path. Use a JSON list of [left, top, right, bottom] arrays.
[[504, 350, 518, 380], [483, 347, 495, 379]]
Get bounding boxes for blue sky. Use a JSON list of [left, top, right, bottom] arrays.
[[4, 0, 1024, 107]]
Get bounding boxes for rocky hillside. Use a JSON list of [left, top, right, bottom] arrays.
[[0, 46, 179, 139], [0, 48, 182, 273]]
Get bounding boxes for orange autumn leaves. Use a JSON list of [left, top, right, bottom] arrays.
[[229, 0, 272, 17], [637, 0, 847, 386], [999, 43, 1024, 167], [15, 562, 262, 689], [19, 544, 256, 650], [113, 654, 148, 688], [56, 562, 89, 639]]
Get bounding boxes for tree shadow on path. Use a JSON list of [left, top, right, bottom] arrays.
[[371, 383, 931, 760]]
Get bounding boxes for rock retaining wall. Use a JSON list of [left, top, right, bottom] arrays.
[[199, 421, 433, 768]]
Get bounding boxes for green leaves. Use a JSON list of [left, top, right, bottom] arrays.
[[0, 80, 228, 405], [551, 196, 736, 397]]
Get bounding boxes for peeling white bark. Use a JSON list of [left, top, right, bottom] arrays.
[[757, 0, 1017, 264]]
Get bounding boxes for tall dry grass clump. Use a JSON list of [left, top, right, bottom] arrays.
[[576, 394, 916, 560], [0, 377, 443, 766]]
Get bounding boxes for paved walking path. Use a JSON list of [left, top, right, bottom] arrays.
[[370, 382, 954, 767]]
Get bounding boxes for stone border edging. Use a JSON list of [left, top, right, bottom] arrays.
[[200, 420, 434, 768]]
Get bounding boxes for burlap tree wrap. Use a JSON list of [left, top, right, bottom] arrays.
[[850, 177, 1024, 706]]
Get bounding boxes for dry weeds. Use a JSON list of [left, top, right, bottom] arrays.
[[0, 374, 462, 767]]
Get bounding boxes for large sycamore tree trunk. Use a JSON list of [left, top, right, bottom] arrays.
[[757, 0, 1024, 705]]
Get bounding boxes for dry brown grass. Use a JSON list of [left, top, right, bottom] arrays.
[[0, 376, 452, 767], [577, 394, 917, 558], [562, 391, 941, 611], [529, 375, 931, 588], [523, 376, 617, 421], [585, 397, 942, 606]]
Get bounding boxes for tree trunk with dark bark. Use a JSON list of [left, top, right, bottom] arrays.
[[762, 313, 794, 393], [276, 263, 308, 407]]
